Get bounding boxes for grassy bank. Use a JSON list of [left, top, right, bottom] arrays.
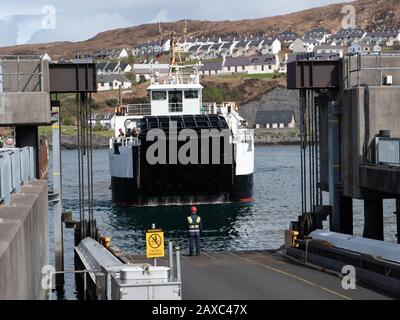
[[38, 126, 114, 138]]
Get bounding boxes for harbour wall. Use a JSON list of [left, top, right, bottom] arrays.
[[0, 180, 49, 300]]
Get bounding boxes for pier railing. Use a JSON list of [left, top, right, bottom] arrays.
[[0, 55, 45, 93], [0, 147, 35, 205]]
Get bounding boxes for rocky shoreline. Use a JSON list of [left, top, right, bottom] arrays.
[[44, 135, 110, 150], [42, 129, 300, 150], [254, 129, 300, 145]]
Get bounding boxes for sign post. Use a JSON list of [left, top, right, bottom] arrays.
[[146, 224, 165, 266]]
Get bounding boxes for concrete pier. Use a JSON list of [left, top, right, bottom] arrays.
[[125, 251, 389, 300], [0, 180, 48, 300]]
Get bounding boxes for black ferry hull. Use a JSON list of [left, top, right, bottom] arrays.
[[111, 173, 253, 206]]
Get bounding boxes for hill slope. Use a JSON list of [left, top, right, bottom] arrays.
[[0, 0, 399, 59]]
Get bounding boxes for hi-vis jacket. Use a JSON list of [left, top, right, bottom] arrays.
[[187, 214, 202, 232]]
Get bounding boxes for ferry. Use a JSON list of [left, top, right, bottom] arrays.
[[109, 36, 254, 206]]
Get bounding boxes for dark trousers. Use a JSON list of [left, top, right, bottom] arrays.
[[188, 231, 201, 255]]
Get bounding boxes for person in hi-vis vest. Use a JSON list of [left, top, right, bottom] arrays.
[[187, 206, 202, 256]]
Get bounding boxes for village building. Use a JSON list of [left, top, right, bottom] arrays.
[[222, 54, 279, 74], [330, 28, 367, 47], [255, 110, 296, 129], [97, 74, 132, 91], [200, 61, 223, 75], [132, 63, 169, 82]]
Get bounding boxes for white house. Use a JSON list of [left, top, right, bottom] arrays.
[[219, 42, 236, 57], [222, 54, 279, 74], [255, 110, 296, 129], [261, 38, 281, 55], [200, 61, 223, 76], [348, 43, 381, 54], [232, 40, 251, 57], [97, 74, 132, 91], [313, 45, 344, 58], [363, 30, 400, 47], [330, 29, 367, 47], [132, 63, 169, 81]]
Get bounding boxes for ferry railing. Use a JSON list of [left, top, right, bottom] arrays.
[[151, 73, 200, 85], [0, 55, 45, 93], [109, 137, 141, 149], [0, 147, 35, 205], [125, 104, 151, 116]]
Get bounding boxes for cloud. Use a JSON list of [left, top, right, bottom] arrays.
[[148, 9, 170, 24], [0, 0, 352, 46]]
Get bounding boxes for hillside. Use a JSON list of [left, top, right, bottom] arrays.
[[0, 0, 399, 59]]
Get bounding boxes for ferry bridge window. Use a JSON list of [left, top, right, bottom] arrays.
[[184, 90, 199, 99], [169, 91, 183, 113], [152, 91, 167, 101]]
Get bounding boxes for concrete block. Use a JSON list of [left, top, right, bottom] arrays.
[[0, 92, 51, 125], [0, 180, 48, 300]]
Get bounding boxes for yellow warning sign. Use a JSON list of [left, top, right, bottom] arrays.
[[146, 229, 165, 258]]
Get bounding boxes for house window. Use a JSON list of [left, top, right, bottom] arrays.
[[185, 90, 199, 99], [101, 82, 104, 87], [109, 82, 113, 87], [262, 65, 264, 71], [242, 66, 245, 71], [152, 91, 167, 100], [268, 65, 272, 70]]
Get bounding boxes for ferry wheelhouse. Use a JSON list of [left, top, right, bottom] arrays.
[[109, 42, 254, 206]]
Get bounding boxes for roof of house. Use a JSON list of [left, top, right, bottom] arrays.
[[188, 45, 201, 52], [200, 61, 223, 72], [119, 63, 131, 71], [97, 74, 132, 83], [255, 110, 294, 125], [96, 62, 108, 70], [209, 43, 222, 50], [104, 62, 119, 71], [224, 54, 276, 68], [262, 38, 278, 45], [366, 30, 400, 37], [220, 42, 233, 49], [235, 40, 250, 48], [277, 31, 299, 41], [333, 28, 366, 39]]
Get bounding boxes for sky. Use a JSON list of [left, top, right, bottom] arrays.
[[0, 0, 350, 47]]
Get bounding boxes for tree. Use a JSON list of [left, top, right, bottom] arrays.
[[138, 74, 147, 84], [106, 98, 119, 107]]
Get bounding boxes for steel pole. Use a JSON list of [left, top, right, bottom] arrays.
[[176, 246, 181, 283], [52, 107, 64, 285], [169, 241, 174, 282]]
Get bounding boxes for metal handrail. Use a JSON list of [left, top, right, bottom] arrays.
[[346, 52, 400, 87], [125, 104, 151, 116], [0, 55, 44, 93], [0, 147, 35, 205]]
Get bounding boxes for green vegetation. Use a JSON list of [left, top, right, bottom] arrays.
[[216, 73, 286, 80], [203, 87, 229, 104], [138, 74, 147, 84], [105, 98, 119, 107], [242, 73, 286, 80], [202, 58, 223, 63], [38, 126, 114, 138]]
